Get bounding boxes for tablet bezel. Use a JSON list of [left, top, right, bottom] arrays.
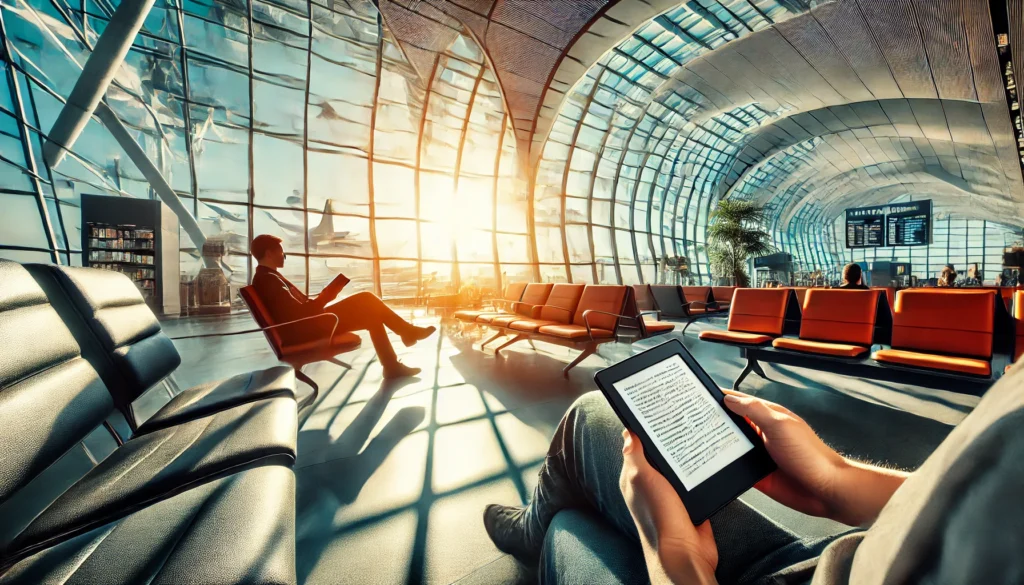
[[594, 338, 776, 524]]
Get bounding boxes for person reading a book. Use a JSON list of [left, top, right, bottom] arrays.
[[250, 234, 434, 379]]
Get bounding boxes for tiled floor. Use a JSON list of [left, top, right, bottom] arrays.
[[158, 311, 978, 585]]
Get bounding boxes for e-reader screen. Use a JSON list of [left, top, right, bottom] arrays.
[[595, 339, 775, 523], [612, 354, 754, 490]]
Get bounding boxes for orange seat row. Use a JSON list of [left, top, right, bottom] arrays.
[[699, 287, 1016, 388], [455, 282, 675, 376]]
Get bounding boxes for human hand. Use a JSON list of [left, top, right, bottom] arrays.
[[723, 391, 906, 526], [722, 391, 843, 519], [620, 430, 718, 585]]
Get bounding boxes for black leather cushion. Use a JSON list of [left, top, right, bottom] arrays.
[[26, 264, 181, 410], [0, 465, 296, 584], [0, 260, 114, 504], [136, 366, 296, 435], [4, 397, 297, 562]]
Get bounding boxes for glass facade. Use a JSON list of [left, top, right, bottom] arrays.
[[0, 0, 1019, 293], [0, 0, 528, 299]]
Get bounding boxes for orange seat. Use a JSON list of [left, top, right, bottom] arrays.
[[699, 288, 790, 345], [642, 320, 675, 334], [871, 289, 995, 376], [1014, 290, 1024, 362], [682, 286, 718, 311], [478, 283, 552, 324], [872, 349, 991, 377], [508, 319, 559, 332], [537, 324, 614, 339], [536, 285, 628, 339], [773, 338, 868, 358], [711, 286, 736, 309], [455, 282, 527, 321], [698, 330, 774, 345], [771, 289, 878, 358]]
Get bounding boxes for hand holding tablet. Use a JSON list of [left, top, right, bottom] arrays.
[[595, 339, 776, 524]]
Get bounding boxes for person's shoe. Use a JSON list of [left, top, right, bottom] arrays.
[[483, 504, 542, 564], [382, 362, 421, 380], [401, 325, 436, 347]]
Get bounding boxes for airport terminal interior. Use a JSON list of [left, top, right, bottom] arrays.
[[1, 0, 1024, 583]]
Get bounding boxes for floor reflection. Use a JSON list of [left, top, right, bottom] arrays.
[[163, 312, 976, 584]]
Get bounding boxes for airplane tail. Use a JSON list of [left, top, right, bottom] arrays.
[[313, 199, 337, 235]]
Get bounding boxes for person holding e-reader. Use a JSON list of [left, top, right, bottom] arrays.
[[483, 338, 1024, 585]]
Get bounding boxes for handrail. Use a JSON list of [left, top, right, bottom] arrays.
[[582, 309, 641, 342]]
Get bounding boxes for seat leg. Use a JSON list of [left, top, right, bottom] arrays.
[[733, 359, 755, 390], [527, 339, 537, 350], [480, 331, 505, 348], [295, 367, 319, 405], [750, 359, 769, 380], [328, 357, 352, 369], [494, 334, 527, 355], [681, 318, 696, 334], [563, 344, 597, 377]]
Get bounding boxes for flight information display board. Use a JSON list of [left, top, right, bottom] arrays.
[[886, 200, 932, 247], [846, 205, 886, 248]]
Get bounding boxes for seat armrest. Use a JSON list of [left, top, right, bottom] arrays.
[[582, 309, 638, 341], [638, 310, 661, 320]]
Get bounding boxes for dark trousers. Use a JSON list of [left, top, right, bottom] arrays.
[[524, 392, 851, 585], [326, 292, 415, 368]]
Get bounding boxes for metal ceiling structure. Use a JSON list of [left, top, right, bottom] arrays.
[[0, 0, 1021, 289]]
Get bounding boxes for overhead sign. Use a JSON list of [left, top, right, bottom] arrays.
[[845, 205, 886, 248], [846, 201, 932, 248], [886, 200, 932, 247]]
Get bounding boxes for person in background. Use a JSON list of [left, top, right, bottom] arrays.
[[995, 273, 1006, 287], [249, 234, 434, 379], [938, 266, 957, 288], [838, 263, 869, 290]]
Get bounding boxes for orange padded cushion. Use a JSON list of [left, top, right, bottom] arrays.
[[633, 285, 656, 312], [520, 283, 554, 306], [773, 337, 868, 358], [726, 289, 789, 336], [891, 290, 995, 359], [798, 289, 878, 346], [573, 286, 628, 331], [539, 284, 585, 323], [454, 310, 489, 321], [537, 324, 614, 339], [486, 314, 525, 327], [699, 330, 774, 345], [241, 286, 282, 348], [508, 319, 559, 333], [1015, 290, 1024, 361], [504, 282, 528, 302], [643, 320, 675, 334], [682, 287, 711, 304], [872, 348, 991, 377], [712, 287, 736, 306]]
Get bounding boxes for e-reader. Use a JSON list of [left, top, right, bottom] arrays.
[[594, 339, 775, 524]]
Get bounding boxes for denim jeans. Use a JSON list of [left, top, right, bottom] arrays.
[[523, 392, 850, 585]]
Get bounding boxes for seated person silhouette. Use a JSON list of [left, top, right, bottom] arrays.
[[838, 262, 869, 289], [249, 234, 434, 379]]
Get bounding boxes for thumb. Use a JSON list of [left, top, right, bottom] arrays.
[[724, 394, 783, 432]]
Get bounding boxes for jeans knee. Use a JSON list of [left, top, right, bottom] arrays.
[[567, 391, 616, 424]]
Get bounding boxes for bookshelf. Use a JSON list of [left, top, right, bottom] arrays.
[[81, 194, 179, 315]]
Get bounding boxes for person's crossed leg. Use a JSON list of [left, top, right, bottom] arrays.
[[484, 392, 856, 585]]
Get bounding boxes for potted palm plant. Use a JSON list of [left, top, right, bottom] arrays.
[[706, 200, 773, 287]]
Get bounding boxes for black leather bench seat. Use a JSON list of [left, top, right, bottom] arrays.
[[27, 264, 298, 432], [136, 365, 296, 435], [0, 465, 296, 585], [4, 396, 297, 564]]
